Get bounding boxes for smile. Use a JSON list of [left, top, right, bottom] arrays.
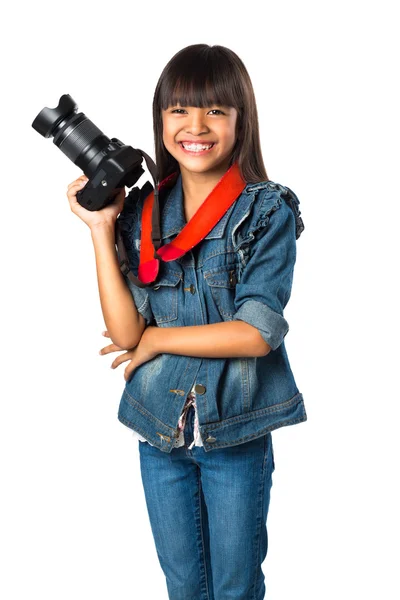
[[179, 142, 215, 155]]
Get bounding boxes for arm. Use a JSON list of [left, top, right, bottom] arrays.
[[91, 222, 146, 349], [146, 320, 271, 358]]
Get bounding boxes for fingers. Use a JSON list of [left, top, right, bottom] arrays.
[[67, 174, 88, 191], [111, 352, 133, 370], [66, 175, 89, 209], [67, 179, 88, 200], [98, 332, 136, 380], [99, 343, 123, 355], [124, 367, 133, 382]]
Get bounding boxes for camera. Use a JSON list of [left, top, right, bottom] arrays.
[[32, 94, 158, 211]]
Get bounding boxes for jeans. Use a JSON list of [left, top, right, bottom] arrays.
[[138, 404, 275, 599]]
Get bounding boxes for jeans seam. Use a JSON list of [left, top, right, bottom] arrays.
[[198, 473, 212, 600], [251, 434, 268, 600]]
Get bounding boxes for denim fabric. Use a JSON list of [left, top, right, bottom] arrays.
[[138, 404, 275, 599], [116, 173, 307, 453]]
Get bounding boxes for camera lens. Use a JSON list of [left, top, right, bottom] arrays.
[[32, 94, 111, 176]]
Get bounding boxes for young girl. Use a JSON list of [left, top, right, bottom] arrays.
[[67, 44, 306, 600]]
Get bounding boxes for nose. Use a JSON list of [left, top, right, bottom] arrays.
[[184, 109, 209, 137]]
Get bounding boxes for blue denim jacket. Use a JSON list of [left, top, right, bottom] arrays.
[[116, 173, 307, 453]]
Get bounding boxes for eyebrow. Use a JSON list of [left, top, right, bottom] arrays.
[[169, 104, 230, 109]]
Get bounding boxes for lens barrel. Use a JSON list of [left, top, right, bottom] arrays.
[[32, 94, 111, 175]]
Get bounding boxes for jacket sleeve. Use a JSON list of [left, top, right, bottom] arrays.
[[232, 194, 297, 351], [116, 187, 154, 327]]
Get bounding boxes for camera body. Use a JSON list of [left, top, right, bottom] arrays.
[[74, 138, 144, 211]]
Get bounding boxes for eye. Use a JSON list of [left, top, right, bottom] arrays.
[[170, 108, 226, 115]]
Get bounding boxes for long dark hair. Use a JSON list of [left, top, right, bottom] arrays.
[[152, 44, 269, 184]]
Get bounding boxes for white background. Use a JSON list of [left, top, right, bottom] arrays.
[[1, 0, 399, 598]]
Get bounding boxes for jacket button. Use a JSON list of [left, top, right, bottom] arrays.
[[190, 284, 196, 294], [195, 384, 206, 394], [206, 436, 217, 443], [153, 285, 160, 290], [229, 270, 237, 286]]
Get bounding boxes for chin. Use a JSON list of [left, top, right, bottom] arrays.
[[179, 155, 229, 170], [181, 159, 216, 169]]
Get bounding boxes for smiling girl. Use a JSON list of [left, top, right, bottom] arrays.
[[67, 44, 306, 599]]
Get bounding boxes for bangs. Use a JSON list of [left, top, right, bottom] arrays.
[[158, 47, 243, 111]]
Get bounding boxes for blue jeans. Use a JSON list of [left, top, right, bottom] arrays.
[[138, 404, 275, 599]]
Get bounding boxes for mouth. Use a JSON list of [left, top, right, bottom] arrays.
[[178, 142, 216, 155]]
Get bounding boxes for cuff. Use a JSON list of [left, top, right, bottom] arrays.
[[232, 299, 289, 351]]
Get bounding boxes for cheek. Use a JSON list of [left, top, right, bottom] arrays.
[[220, 130, 237, 150], [162, 126, 179, 156], [218, 122, 237, 147], [162, 124, 176, 146]]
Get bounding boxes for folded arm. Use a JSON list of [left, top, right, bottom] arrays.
[[147, 321, 271, 358]]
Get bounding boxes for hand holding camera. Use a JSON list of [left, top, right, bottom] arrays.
[[66, 174, 126, 230]]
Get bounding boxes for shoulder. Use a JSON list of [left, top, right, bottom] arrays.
[[243, 180, 304, 241]]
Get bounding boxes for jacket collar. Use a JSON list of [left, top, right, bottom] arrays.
[[160, 172, 238, 241]]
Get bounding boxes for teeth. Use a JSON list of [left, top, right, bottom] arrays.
[[181, 143, 213, 151]]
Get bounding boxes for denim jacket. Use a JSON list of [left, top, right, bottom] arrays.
[[115, 172, 307, 453]]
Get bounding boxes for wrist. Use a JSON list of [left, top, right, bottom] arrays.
[[90, 221, 116, 239], [144, 325, 161, 355]]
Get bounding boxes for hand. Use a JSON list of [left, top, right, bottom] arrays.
[[99, 328, 160, 382], [66, 174, 126, 229]]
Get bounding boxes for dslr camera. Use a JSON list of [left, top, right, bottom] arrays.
[[32, 93, 158, 211]]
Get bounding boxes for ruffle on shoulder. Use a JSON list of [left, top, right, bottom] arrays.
[[246, 181, 305, 241]]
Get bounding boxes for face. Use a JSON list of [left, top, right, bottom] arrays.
[[161, 104, 238, 176]]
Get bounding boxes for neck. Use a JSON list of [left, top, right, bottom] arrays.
[[179, 159, 232, 210]]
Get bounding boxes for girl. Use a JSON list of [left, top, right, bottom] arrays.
[[67, 44, 306, 600]]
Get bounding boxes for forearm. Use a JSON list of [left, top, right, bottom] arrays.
[[150, 321, 271, 358], [90, 223, 144, 349]]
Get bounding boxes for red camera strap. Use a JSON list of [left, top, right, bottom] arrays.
[[138, 162, 247, 284]]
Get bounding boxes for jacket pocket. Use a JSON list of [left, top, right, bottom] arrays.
[[148, 270, 182, 324], [204, 265, 238, 321]]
